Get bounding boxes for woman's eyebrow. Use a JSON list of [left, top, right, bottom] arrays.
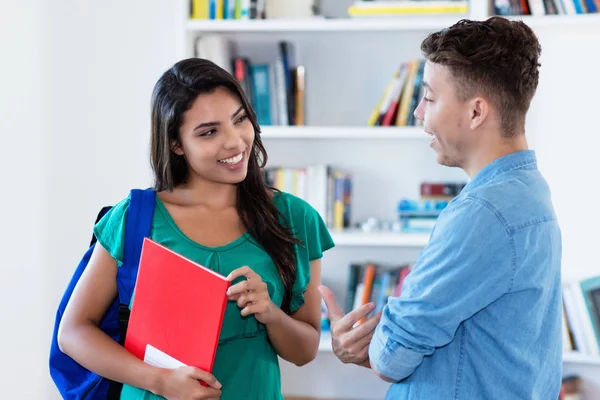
[[193, 106, 245, 131]]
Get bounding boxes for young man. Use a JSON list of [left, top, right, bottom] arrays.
[[319, 17, 562, 400]]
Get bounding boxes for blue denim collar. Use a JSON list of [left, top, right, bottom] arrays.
[[461, 150, 537, 194]]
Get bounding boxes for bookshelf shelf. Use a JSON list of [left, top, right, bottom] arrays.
[[330, 230, 430, 247], [260, 126, 429, 140], [320, 334, 600, 366], [562, 351, 600, 366], [187, 14, 600, 34], [186, 17, 465, 33]]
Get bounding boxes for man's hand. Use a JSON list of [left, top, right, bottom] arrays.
[[318, 285, 381, 367]]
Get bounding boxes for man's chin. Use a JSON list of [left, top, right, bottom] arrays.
[[436, 154, 460, 168]]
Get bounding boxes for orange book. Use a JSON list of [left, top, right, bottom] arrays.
[[359, 264, 376, 324], [295, 65, 305, 126], [124, 238, 230, 373]]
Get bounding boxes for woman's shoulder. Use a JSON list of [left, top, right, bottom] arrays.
[[272, 189, 334, 250], [92, 195, 133, 264], [272, 190, 318, 217]]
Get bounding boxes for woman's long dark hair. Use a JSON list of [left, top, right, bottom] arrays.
[[150, 58, 299, 312]]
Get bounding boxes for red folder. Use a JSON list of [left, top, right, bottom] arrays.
[[124, 238, 230, 373]]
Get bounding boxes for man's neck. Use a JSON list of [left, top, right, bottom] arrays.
[[463, 134, 529, 179]]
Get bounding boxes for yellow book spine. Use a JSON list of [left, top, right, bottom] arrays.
[[368, 70, 397, 126], [333, 172, 346, 231], [192, 0, 209, 19], [295, 66, 306, 126], [334, 201, 344, 231], [396, 60, 419, 126], [276, 169, 285, 191], [216, 0, 224, 19], [349, 6, 468, 16]]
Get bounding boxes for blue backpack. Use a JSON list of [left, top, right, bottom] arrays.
[[49, 189, 156, 400]]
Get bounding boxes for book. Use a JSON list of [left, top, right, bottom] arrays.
[[124, 238, 231, 373]]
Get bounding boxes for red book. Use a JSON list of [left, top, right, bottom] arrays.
[[124, 238, 230, 373]]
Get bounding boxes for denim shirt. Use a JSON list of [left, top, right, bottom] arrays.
[[369, 150, 562, 400]]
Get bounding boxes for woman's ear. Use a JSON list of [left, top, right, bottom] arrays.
[[171, 140, 184, 156]]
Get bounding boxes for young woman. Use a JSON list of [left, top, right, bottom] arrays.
[[57, 58, 334, 400]]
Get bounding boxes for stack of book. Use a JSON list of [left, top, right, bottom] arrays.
[[368, 59, 425, 127], [562, 276, 600, 356], [191, 0, 318, 20], [344, 263, 413, 317], [494, 0, 598, 16], [191, 0, 266, 20], [397, 182, 465, 233], [194, 37, 305, 126], [263, 165, 352, 231]]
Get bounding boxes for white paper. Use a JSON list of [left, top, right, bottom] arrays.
[[144, 343, 186, 369]]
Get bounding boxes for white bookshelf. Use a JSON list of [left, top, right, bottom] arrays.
[[186, 16, 465, 32], [330, 230, 430, 247], [260, 126, 429, 140], [187, 13, 600, 33], [179, 2, 600, 399]]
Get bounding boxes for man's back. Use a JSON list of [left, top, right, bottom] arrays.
[[371, 151, 562, 400]]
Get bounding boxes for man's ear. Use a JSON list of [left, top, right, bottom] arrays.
[[469, 97, 489, 130], [171, 140, 184, 156]]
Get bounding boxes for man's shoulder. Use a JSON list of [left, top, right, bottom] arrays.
[[436, 193, 510, 239], [459, 172, 556, 232]]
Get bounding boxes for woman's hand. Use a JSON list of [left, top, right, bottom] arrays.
[[156, 366, 221, 399], [226, 266, 281, 325]]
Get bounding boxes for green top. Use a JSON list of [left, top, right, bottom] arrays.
[[93, 191, 335, 400]]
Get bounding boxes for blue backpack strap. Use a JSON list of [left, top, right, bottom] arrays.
[[109, 189, 156, 400], [116, 188, 156, 308]]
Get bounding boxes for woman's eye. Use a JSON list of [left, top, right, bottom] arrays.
[[199, 129, 216, 137], [236, 115, 248, 124]]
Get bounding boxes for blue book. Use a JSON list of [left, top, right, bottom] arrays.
[[250, 64, 272, 126]]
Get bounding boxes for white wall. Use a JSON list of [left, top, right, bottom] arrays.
[[0, 0, 183, 397], [1, 1, 599, 398], [41, 1, 186, 397], [526, 25, 600, 283], [0, 0, 48, 397]]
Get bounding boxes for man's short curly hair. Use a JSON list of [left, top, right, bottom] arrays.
[[421, 17, 542, 137]]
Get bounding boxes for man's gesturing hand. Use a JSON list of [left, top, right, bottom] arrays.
[[318, 285, 381, 367]]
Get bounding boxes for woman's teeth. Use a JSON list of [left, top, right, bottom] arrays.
[[218, 153, 243, 164]]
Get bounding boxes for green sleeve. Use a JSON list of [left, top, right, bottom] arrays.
[[283, 195, 335, 313], [92, 196, 131, 266]]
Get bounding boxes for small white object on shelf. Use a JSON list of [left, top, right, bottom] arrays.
[[330, 230, 430, 247], [319, 331, 332, 352], [260, 126, 428, 140], [265, 0, 314, 19]]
